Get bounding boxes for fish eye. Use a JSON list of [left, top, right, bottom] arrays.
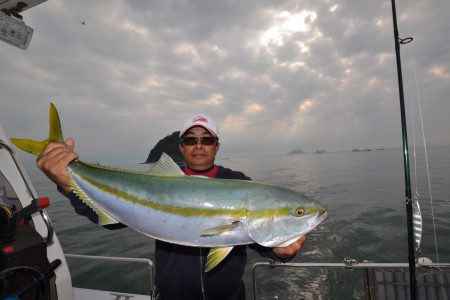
[[292, 207, 305, 217]]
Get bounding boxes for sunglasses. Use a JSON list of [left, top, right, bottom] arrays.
[[182, 136, 218, 146]]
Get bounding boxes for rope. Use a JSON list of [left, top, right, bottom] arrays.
[[410, 52, 447, 299]]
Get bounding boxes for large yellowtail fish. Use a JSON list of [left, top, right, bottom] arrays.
[[11, 104, 327, 271]]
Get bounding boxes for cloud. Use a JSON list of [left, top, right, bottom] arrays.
[[1, 0, 449, 163]]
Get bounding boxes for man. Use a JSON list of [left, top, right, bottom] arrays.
[[37, 113, 306, 300]]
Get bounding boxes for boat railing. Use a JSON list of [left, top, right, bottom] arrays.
[[65, 254, 155, 293], [251, 258, 450, 300]]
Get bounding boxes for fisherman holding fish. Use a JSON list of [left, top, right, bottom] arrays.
[[35, 112, 308, 300]]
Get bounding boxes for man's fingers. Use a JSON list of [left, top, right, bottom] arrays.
[[272, 235, 307, 258], [39, 149, 77, 171], [65, 138, 75, 150], [38, 138, 76, 158], [38, 142, 66, 159], [37, 143, 78, 165], [34, 140, 77, 193], [36, 141, 78, 180], [297, 235, 307, 247]]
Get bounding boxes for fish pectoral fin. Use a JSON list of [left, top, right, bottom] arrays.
[[200, 221, 241, 236], [206, 247, 234, 272]]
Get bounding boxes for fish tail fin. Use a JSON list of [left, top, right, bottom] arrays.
[[10, 103, 64, 157]]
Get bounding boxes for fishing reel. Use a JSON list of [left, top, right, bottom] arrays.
[[0, 198, 50, 244], [0, 204, 15, 244]]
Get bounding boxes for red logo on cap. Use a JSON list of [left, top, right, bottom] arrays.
[[194, 116, 208, 123]]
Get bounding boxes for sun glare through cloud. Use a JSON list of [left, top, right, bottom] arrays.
[[121, 21, 148, 36], [0, 1, 449, 159], [204, 93, 224, 106], [329, 5, 339, 12], [260, 10, 317, 47], [245, 102, 263, 114], [300, 100, 314, 112], [429, 66, 449, 79], [174, 43, 204, 67]]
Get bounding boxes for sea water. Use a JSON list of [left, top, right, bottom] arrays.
[[27, 145, 450, 299]]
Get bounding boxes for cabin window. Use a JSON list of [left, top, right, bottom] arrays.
[[0, 170, 22, 211]]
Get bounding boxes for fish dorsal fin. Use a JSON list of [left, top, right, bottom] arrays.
[[146, 153, 184, 177]]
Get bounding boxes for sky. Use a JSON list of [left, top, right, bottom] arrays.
[[1, 0, 449, 164]]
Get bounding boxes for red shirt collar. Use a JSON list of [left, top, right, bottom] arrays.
[[182, 165, 219, 178]]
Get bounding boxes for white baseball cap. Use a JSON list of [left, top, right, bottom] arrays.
[[179, 113, 219, 138]]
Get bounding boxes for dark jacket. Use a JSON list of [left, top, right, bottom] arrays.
[[62, 165, 284, 300]]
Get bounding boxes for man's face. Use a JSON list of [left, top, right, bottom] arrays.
[[179, 126, 220, 171]]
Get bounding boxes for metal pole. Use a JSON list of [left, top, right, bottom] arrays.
[[65, 254, 155, 290], [390, 0, 417, 298]]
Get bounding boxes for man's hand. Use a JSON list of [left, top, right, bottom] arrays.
[[36, 138, 78, 193], [272, 235, 307, 259]]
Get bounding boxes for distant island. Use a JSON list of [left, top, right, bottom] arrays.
[[314, 150, 327, 154], [287, 149, 305, 155], [144, 131, 185, 165]]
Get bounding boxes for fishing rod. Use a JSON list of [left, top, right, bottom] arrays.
[[390, 0, 417, 298]]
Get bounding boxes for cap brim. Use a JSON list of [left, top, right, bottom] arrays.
[[180, 124, 218, 138]]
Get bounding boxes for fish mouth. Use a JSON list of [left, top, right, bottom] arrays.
[[318, 206, 327, 217], [307, 206, 328, 227]]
